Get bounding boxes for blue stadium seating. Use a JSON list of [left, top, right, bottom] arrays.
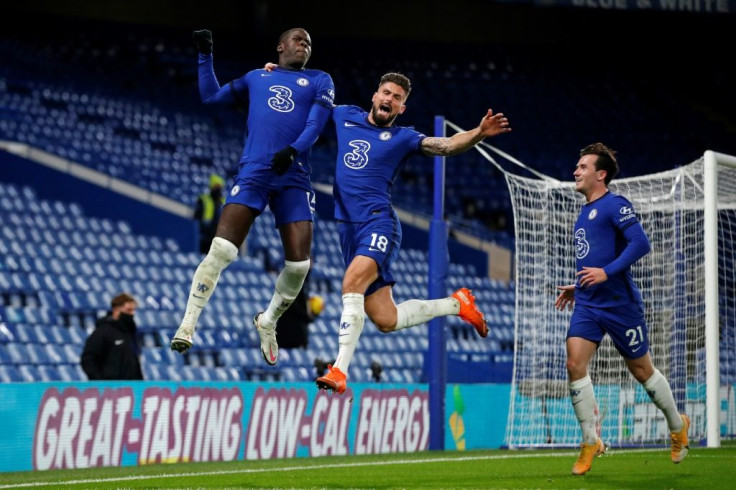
[[4, 23, 733, 246], [3, 41, 732, 387]]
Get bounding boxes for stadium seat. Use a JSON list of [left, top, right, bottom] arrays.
[[141, 347, 163, 365], [67, 325, 87, 345], [38, 365, 63, 381], [18, 364, 43, 382], [143, 363, 166, 381], [45, 326, 72, 345], [218, 348, 247, 367], [0, 344, 13, 363], [57, 364, 86, 381], [42, 344, 65, 365], [0, 364, 24, 383], [61, 344, 82, 364]]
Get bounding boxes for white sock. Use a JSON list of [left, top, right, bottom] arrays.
[[643, 369, 683, 432], [260, 259, 310, 329], [333, 293, 365, 375], [180, 237, 238, 329], [569, 375, 598, 444], [394, 297, 458, 331]]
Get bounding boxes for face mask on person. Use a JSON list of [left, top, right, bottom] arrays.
[[118, 313, 136, 330]]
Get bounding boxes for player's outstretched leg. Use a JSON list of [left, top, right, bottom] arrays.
[[316, 364, 347, 394], [171, 237, 238, 353], [670, 414, 690, 463], [452, 288, 488, 338], [572, 438, 606, 475]]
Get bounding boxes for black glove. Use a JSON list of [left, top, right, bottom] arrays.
[[192, 29, 213, 55], [271, 146, 298, 175]]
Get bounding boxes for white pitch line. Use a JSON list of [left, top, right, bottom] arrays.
[[1, 449, 725, 489]]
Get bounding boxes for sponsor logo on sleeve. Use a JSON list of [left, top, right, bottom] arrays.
[[618, 205, 636, 223]]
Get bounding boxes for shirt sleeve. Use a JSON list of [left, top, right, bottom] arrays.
[[283, 72, 335, 153], [197, 54, 248, 104], [313, 72, 336, 108], [290, 103, 333, 153], [603, 198, 651, 277], [410, 130, 427, 155]]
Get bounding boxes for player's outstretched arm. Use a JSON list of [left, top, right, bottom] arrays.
[[193, 29, 213, 55], [195, 29, 246, 105], [421, 108, 511, 156], [555, 284, 576, 311]]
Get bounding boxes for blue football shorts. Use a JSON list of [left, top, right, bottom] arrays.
[[226, 165, 315, 226], [568, 303, 650, 359], [338, 209, 402, 297]]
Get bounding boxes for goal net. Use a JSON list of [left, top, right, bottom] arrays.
[[501, 154, 736, 448]]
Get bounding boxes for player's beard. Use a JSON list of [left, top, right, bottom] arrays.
[[370, 104, 397, 127]]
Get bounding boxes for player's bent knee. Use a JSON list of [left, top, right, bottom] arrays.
[[375, 321, 395, 333], [566, 359, 588, 379], [629, 365, 652, 383], [369, 314, 397, 333], [283, 258, 310, 278], [206, 237, 238, 268]]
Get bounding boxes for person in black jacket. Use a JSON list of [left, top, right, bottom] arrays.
[[81, 293, 143, 380]]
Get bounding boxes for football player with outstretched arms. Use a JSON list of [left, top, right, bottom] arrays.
[[314, 72, 511, 394], [555, 142, 689, 475], [171, 28, 335, 369]]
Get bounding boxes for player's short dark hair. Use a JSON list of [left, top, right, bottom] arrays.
[[278, 27, 307, 45], [580, 142, 619, 185], [379, 72, 411, 99], [111, 293, 136, 309]]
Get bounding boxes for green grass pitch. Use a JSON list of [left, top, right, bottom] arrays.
[[2, 446, 735, 489]]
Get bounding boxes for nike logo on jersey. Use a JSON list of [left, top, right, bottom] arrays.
[[344, 122, 357, 127], [260, 73, 272, 77], [368, 247, 382, 252], [631, 346, 642, 353], [115, 339, 124, 345]]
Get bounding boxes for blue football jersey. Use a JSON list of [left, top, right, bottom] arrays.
[[332, 105, 425, 222], [231, 66, 334, 173], [573, 191, 648, 307]]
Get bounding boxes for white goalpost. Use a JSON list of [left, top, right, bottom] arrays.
[[446, 117, 735, 450]]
